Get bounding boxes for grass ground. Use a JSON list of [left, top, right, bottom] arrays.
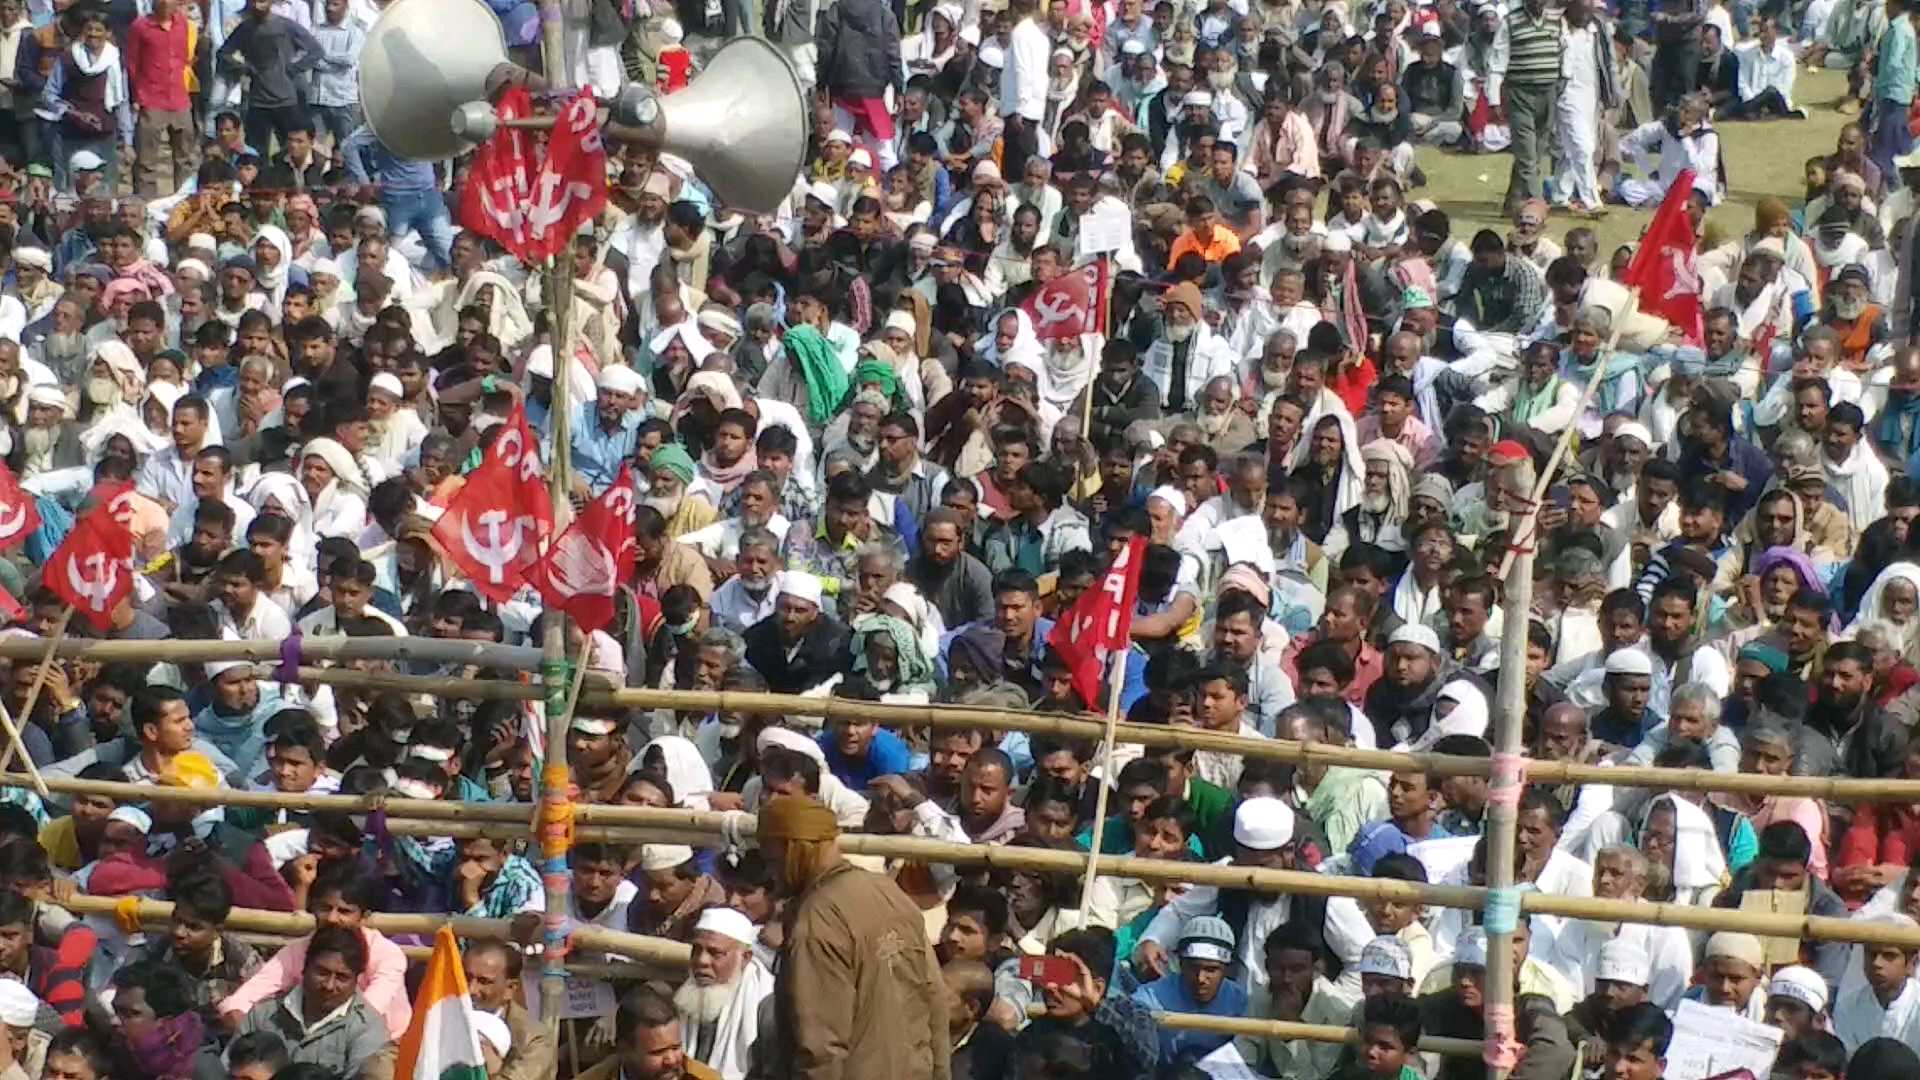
[[1409, 67, 1853, 255]]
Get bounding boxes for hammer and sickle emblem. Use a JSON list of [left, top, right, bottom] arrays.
[[1032, 290, 1086, 334], [66, 552, 118, 611], [460, 508, 527, 584], [0, 500, 27, 542], [1662, 245, 1701, 301]]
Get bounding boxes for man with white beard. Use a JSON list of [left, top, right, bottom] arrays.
[[364, 373, 426, 477], [13, 385, 85, 480], [672, 907, 773, 1080], [1192, 376, 1257, 454], [30, 297, 91, 388], [708, 528, 784, 633]]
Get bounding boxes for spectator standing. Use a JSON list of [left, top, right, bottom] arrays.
[[817, 0, 902, 171], [1502, 0, 1561, 214], [341, 126, 453, 273], [307, 0, 365, 152], [38, 6, 130, 192], [216, 0, 320, 159], [1651, 0, 1706, 110], [1870, 0, 1918, 181], [1001, 0, 1049, 179], [124, 0, 196, 197]]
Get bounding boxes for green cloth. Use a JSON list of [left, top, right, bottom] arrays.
[[784, 325, 850, 427], [850, 613, 936, 696], [650, 441, 696, 485], [1303, 766, 1391, 857], [851, 357, 899, 397], [1509, 374, 1564, 425]]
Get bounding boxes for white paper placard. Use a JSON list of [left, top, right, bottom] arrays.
[[1197, 1039, 1263, 1080], [1662, 999, 1783, 1080], [1077, 205, 1131, 257]]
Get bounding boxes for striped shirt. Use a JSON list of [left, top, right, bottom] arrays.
[[1506, 6, 1564, 86]]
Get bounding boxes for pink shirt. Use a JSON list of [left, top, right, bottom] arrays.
[[217, 927, 413, 1038]]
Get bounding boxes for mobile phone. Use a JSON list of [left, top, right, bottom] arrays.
[[1018, 955, 1078, 989]]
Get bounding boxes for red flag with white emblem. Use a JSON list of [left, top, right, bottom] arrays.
[[1043, 536, 1146, 709], [1618, 170, 1704, 345], [1019, 264, 1103, 340], [457, 85, 535, 255], [526, 463, 637, 634], [45, 484, 135, 630], [0, 462, 41, 552], [520, 89, 608, 263], [431, 404, 553, 604]]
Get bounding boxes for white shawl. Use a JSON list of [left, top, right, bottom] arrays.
[[1825, 437, 1889, 534]]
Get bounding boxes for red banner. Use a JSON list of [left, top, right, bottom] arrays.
[[430, 404, 554, 604], [527, 463, 637, 634], [1020, 264, 1102, 340], [458, 86, 535, 255], [46, 484, 136, 630], [1619, 169, 1704, 345], [0, 463, 40, 553], [1044, 536, 1146, 709], [521, 89, 609, 263]]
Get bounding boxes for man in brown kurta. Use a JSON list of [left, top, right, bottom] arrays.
[[759, 794, 950, 1080]]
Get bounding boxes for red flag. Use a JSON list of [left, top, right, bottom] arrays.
[[45, 487, 136, 630], [1020, 264, 1101, 340], [1044, 536, 1147, 709], [521, 89, 609, 263], [0, 463, 40, 552], [1618, 169, 1705, 345], [458, 86, 536, 255], [527, 464, 637, 633], [431, 404, 553, 604]]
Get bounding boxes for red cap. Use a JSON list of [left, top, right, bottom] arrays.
[[1487, 439, 1532, 465]]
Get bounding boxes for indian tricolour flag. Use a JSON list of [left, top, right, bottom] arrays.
[[393, 925, 489, 1080]]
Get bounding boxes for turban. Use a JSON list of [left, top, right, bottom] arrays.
[[12, 248, 49, 272], [649, 442, 696, 485], [0, 980, 38, 1027], [302, 436, 370, 498], [1755, 197, 1791, 232], [853, 355, 899, 397], [758, 794, 841, 890]]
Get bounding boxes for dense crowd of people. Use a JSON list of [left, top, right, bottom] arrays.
[[0, 0, 1910, 1074]]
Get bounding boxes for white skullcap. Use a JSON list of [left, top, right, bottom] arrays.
[[390, 778, 437, 800], [0, 980, 39, 1027], [972, 159, 1001, 183], [204, 659, 251, 680], [1603, 648, 1654, 677], [1121, 38, 1147, 54], [778, 570, 823, 608], [1181, 90, 1213, 107], [525, 345, 554, 378], [369, 373, 405, 399], [694, 907, 758, 947], [1613, 421, 1654, 449], [1704, 932, 1766, 969], [471, 1009, 512, 1057], [1768, 965, 1829, 1013], [354, 205, 388, 227], [175, 258, 212, 281], [1178, 915, 1236, 963], [756, 725, 827, 765], [187, 232, 217, 252], [909, 232, 937, 253], [805, 180, 839, 207], [960, 24, 980, 44], [1596, 940, 1651, 986], [571, 714, 618, 737], [1232, 797, 1294, 850], [884, 311, 918, 337], [696, 308, 742, 340], [26, 385, 66, 412], [1387, 623, 1441, 655], [107, 806, 152, 833], [597, 365, 645, 395], [1358, 936, 1414, 980], [849, 148, 873, 169], [408, 745, 454, 764], [825, 128, 852, 145], [978, 42, 1004, 66], [1146, 485, 1187, 516], [1454, 929, 1488, 967], [1322, 232, 1354, 254], [12, 248, 49, 272], [639, 844, 694, 871]]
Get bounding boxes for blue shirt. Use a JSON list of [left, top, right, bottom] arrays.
[[342, 125, 436, 193], [1132, 972, 1250, 1062], [569, 401, 640, 494], [818, 727, 914, 788], [1874, 15, 1918, 104]]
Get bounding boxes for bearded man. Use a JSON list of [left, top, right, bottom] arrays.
[[30, 296, 90, 387], [1544, 845, 1695, 1008], [1340, 439, 1410, 554], [13, 385, 83, 479], [7, 248, 61, 325], [672, 907, 774, 1080], [1192, 375, 1256, 453]]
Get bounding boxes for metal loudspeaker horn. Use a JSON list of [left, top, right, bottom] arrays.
[[359, 0, 511, 162], [610, 37, 810, 215]]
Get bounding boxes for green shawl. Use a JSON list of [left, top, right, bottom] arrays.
[[784, 325, 849, 427]]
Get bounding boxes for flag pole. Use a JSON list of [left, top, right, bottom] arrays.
[[1074, 643, 1129, 920], [0, 604, 72, 792], [1080, 253, 1110, 443]]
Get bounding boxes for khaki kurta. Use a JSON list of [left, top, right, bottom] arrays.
[[776, 861, 950, 1080]]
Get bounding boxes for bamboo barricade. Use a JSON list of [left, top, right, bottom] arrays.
[[24, 649, 1912, 803], [50, 893, 692, 969], [221, 932, 655, 982], [29, 773, 1920, 953], [1150, 1014, 1483, 1058]]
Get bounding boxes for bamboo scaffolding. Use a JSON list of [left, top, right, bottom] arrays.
[[1150, 1013, 1483, 1058], [0, 637, 551, 670], [219, 932, 661, 982], [51, 893, 692, 967]]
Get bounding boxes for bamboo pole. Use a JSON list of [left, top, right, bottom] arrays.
[[1076, 645, 1129, 919], [52, 893, 691, 967], [0, 636, 549, 670], [1150, 1013, 1483, 1058]]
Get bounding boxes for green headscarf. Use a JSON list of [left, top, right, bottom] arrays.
[[852, 357, 899, 398], [783, 325, 849, 428], [650, 442, 696, 485], [851, 613, 936, 697]]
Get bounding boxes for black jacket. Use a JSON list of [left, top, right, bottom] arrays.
[[743, 614, 851, 695], [816, 0, 901, 99]]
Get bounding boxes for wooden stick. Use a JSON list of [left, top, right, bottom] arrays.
[[1150, 1013, 1482, 1058], [0, 605, 73, 783], [0, 702, 48, 798], [0, 635, 551, 671], [1075, 647, 1128, 920]]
